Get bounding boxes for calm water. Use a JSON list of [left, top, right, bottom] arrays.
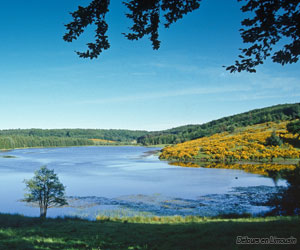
[[0, 146, 284, 218]]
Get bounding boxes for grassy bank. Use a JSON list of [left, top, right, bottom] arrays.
[[0, 214, 299, 249]]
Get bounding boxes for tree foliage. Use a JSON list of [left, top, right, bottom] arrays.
[[287, 120, 300, 138], [268, 166, 300, 215], [0, 129, 148, 149], [64, 0, 300, 72], [0, 135, 94, 150], [64, 0, 201, 59], [23, 166, 68, 218], [227, 0, 300, 73], [0, 128, 147, 141], [265, 131, 283, 146], [63, 0, 110, 59]]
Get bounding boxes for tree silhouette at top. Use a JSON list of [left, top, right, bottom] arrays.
[[63, 0, 300, 73]]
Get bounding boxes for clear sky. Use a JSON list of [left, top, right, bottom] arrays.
[[0, 0, 299, 131]]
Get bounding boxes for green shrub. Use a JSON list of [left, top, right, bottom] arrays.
[[265, 131, 282, 146]]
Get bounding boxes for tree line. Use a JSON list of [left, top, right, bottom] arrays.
[[0, 128, 147, 142], [0, 129, 149, 149], [0, 136, 95, 150]]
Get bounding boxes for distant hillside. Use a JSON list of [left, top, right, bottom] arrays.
[[0, 129, 148, 142], [138, 103, 300, 145], [0, 129, 149, 150]]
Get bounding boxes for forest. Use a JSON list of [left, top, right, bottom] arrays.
[[0, 129, 148, 149]]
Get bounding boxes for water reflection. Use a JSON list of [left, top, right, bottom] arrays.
[[169, 161, 296, 176]]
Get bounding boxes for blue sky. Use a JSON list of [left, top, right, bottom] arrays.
[[0, 0, 299, 131]]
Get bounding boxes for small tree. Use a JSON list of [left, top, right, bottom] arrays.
[[265, 131, 282, 147], [23, 166, 68, 218], [287, 120, 300, 139]]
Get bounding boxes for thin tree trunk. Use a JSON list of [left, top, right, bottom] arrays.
[[40, 206, 47, 218]]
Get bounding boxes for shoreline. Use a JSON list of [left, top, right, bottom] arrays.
[[0, 144, 162, 152], [160, 157, 300, 166], [2, 145, 299, 165]]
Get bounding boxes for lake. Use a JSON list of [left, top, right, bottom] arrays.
[[0, 146, 285, 219]]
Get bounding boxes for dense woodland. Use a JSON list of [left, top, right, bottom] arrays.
[[0, 103, 299, 150], [0, 136, 95, 150], [138, 103, 300, 145], [0, 129, 148, 150], [0, 129, 147, 141]]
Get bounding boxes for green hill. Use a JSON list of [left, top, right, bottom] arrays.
[[137, 103, 300, 145]]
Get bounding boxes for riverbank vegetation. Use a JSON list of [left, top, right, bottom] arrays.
[[160, 121, 300, 166], [0, 213, 299, 249], [267, 167, 300, 216]]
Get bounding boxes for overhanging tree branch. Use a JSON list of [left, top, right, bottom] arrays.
[[226, 0, 300, 73], [63, 0, 201, 58], [64, 0, 300, 73], [63, 0, 110, 59]]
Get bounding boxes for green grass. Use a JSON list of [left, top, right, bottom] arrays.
[[0, 214, 299, 249]]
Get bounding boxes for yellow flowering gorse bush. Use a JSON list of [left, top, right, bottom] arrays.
[[160, 121, 300, 162]]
